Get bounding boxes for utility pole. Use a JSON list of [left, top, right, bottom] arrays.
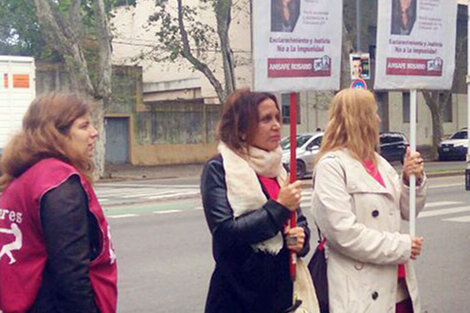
[[356, 0, 361, 52], [466, 1, 470, 190]]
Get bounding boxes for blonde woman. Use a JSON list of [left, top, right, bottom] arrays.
[[312, 88, 426, 313]]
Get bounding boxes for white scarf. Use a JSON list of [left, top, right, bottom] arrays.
[[218, 142, 287, 254]]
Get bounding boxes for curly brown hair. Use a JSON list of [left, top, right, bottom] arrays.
[[218, 89, 279, 153]]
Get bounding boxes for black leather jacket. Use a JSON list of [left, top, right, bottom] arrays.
[[201, 154, 310, 263], [27, 175, 100, 313]]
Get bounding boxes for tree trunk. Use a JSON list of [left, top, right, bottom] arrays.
[[34, 0, 112, 178], [341, 22, 355, 89], [215, 0, 236, 99], [176, 0, 226, 104], [90, 98, 106, 180], [422, 90, 444, 160]]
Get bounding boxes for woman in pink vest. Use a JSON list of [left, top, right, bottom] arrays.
[[0, 94, 117, 313]]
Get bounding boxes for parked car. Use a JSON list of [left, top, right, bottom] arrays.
[[281, 131, 408, 178], [281, 132, 323, 179], [379, 132, 408, 163], [438, 128, 468, 161]]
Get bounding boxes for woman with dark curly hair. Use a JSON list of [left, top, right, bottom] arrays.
[[201, 90, 311, 313]]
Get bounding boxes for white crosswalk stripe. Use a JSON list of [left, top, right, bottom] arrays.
[[95, 184, 200, 204], [419, 206, 470, 218], [443, 215, 470, 223], [424, 201, 463, 208], [301, 190, 470, 223], [108, 214, 138, 219], [153, 210, 182, 214]]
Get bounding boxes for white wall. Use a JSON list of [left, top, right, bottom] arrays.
[[111, 0, 252, 101], [111, 0, 468, 142]]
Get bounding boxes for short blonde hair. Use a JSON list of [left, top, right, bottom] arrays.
[[317, 88, 379, 164]]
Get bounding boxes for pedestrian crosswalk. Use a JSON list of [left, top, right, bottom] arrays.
[[95, 183, 200, 205], [299, 191, 470, 223], [104, 187, 470, 223]]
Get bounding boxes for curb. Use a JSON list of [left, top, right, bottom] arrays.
[[426, 170, 464, 178]]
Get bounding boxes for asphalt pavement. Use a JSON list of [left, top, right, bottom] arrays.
[[103, 160, 467, 182], [109, 175, 470, 313]]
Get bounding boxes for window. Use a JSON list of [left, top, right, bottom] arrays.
[[307, 135, 322, 149], [280, 134, 310, 150], [451, 131, 467, 140], [281, 93, 300, 125], [402, 92, 418, 123], [441, 93, 453, 123]]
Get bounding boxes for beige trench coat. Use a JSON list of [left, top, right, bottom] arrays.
[[312, 149, 427, 313]]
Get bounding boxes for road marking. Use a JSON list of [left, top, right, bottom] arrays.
[[98, 183, 198, 188], [428, 183, 463, 189], [121, 191, 174, 198], [153, 210, 182, 214], [443, 215, 470, 223], [147, 191, 200, 200], [194, 206, 203, 211], [419, 206, 470, 218], [108, 214, 138, 219], [425, 201, 463, 208]]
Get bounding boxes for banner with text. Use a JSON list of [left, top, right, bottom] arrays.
[[375, 0, 458, 90], [252, 0, 343, 92]]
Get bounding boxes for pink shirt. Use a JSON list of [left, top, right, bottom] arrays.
[[363, 159, 385, 187], [363, 160, 406, 280], [258, 176, 280, 199]]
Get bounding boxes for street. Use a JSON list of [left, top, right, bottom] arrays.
[[102, 174, 470, 313]]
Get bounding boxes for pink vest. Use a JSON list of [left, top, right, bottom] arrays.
[[0, 158, 117, 313]]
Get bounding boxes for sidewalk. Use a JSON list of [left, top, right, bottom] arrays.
[[102, 161, 466, 182], [103, 163, 204, 181]]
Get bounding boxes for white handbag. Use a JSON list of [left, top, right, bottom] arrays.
[[293, 258, 320, 313]]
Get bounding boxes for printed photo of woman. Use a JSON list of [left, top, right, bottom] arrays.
[[391, 0, 417, 36], [271, 0, 301, 33]]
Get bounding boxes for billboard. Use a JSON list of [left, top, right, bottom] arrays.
[[252, 0, 343, 92], [374, 0, 458, 90]]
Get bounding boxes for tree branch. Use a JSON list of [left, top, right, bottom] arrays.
[[177, 0, 225, 104], [34, 0, 94, 95], [215, 0, 235, 96], [93, 0, 113, 103]]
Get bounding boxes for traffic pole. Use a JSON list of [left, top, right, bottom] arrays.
[[409, 89, 417, 237], [289, 92, 297, 281], [466, 1, 470, 191]]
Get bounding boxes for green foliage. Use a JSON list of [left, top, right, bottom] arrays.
[[0, 0, 58, 60], [0, 0, 119, 60], [146, 1, 218, 67]]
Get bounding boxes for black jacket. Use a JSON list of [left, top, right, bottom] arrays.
[[201, 155, 310, 313], [27, 175, 100, 313]]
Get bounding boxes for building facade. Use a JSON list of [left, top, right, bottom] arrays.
[[111, 0, 469, 164]]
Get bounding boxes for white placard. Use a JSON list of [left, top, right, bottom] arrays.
[[252, 0, 343, 92], [375, 0, 458, 90]]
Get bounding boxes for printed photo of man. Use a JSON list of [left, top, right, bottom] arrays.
[[391, 0, 417, 36], [271, 0, 301, 32]]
